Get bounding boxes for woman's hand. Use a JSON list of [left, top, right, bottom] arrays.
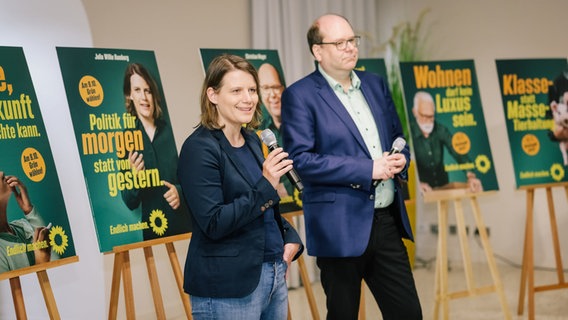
[[33, 225, 51, 264], [162, 180, 181, 210], [262, 147, 293, 189], [5, 175, 33, 214], [282, 242, 301, 279], [128, 151, 145, 171]]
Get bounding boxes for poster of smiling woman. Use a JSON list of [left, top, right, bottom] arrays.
[[0, 46, 75, 275], [56, 47, 191, 253]]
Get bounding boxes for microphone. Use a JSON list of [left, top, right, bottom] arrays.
[[388, 137, 406, 156], [373, 137, 406, 187], [260, 129, 304, 193]]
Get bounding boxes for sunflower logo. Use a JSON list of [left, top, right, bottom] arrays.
[[294, 188, 303, 208], [149, 209, 168, 236], [475, 154, 491, 174], [550, 164, 565, 182], [49, 226, 69, 255]]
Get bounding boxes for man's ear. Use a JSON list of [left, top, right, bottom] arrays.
[[312, 45, 322, 62], [551, 101, 558, 112]]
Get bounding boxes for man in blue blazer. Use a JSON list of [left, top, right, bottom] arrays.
[[281, 14, 422, 320]]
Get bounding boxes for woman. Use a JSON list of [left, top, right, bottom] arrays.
[[178, 54, 303, 319], [121, 63, 191, 240]]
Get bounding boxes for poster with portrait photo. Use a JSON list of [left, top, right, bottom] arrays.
[[56, 47, 191, 253], [199, 48, 302, 213], [400, 60, 499, 194], [495, 58, 568, 187], [0, 46, 76, 276]]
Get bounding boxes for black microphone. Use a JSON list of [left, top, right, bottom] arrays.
[[373, 137, 406, 187], [260, 129, 304, 193]]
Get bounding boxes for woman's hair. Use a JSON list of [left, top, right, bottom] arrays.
[[200, 54, 262, 130], [123, 63, 163, 120]]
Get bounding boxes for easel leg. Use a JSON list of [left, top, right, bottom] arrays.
[[143, 246, 166, 319], [517, 189, 535, 319], [469, 197, 511, 320], [453, 200, 475, 292], [10, 276, 28, 320], [121, 251, 136, 320], [545, 187, 565, 284], [165, 242, 192, 319], [359, 283, 365, 320], [284, 214, 320, 320], [108, 252, 124, 320], [433, 248, 440, 320], [37, 270, 61, 320], [438, 200, 449, 320], [296, 255, 320, 320]]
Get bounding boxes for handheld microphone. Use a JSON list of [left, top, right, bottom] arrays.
[[388, 137, 406, 156], [373, 137, 406, 187], [260, 129, 304, 193]]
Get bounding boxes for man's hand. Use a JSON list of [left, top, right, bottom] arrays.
[[466, 172, 483, 193], [419, 182, 433, 194], [372, 152, 407, 181]]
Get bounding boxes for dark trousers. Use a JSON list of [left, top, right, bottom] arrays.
[[316, 206, 422, 320]]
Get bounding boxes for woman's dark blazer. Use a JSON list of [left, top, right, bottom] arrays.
[[177, 125, 303, 298]]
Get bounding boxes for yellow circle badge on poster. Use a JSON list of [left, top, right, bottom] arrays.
[[521, 133, 540, 156], [452, 131, 471, 155], [79, 75, 104, 107], [21, 147, 46, 182]]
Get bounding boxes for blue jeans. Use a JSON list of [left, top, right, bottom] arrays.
[[190, 259, 288, 320]]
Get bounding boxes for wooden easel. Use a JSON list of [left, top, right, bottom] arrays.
[[517, 182, 568, 320], [0, 256, 79, 319], [423, 189, 511, 320], [107, 233, 192, 320], [283, 210, 321, 320]]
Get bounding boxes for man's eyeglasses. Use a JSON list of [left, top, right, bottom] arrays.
[[260, 85, 284, 94], [317, 36, 361, 50]]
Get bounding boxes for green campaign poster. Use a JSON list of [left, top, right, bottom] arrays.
[[495, 58, 568, 187], [199, 48, 302, 213], [56, 47, 191, 253], [0, 46, 75, 274], [356, 58, 388, 79], [400, 60, 499, 193]]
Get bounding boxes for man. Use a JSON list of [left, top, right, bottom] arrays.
[[258, 62, 293, 198], [281, 14, 422, 320], [258, 62, 285, 132], [411, 91, 483, 193]]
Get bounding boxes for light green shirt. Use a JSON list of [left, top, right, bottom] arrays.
[[319, 65, 394, 208], [0, 207, 45, 273]]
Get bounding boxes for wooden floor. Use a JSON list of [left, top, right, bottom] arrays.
[[288, 262, 568, 320]]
